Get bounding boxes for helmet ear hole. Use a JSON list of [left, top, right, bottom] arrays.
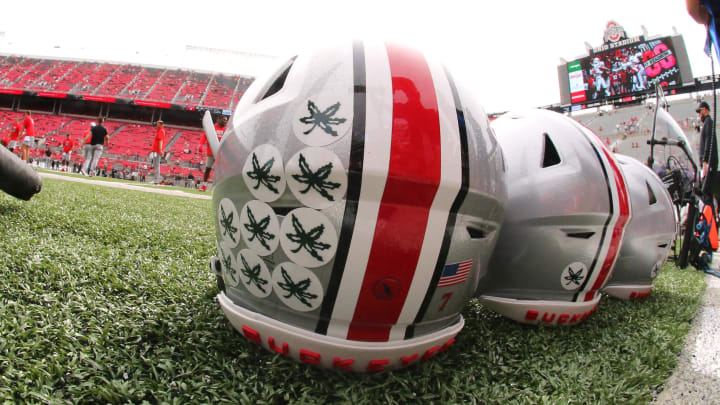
[[466, 226, 487, 239], [542, 133, 561, 168], [257, 56, 297, 102], [646, 181, 657, 205]]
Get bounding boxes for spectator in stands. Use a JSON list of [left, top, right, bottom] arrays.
[[20, 111, 35, 162], [149, 120, 166, 184], [61, 132, 75, 172], [8, 116, 22, 153], [199, 115, 227, 191], [81, 117, 109, 176]]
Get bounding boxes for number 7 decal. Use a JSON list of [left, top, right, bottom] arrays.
[[439, 292, 453, 311]]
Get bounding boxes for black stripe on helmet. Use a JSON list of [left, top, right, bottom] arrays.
[[315, 40, 367, 335]]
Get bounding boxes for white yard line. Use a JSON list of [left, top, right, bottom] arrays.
[[39, 172, 211, 200]]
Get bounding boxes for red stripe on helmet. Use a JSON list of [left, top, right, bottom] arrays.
[[346, 43, 442, 342], [585, 147, 630, 301]]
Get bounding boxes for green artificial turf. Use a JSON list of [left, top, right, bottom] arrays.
[[0, 179, 707, 404]]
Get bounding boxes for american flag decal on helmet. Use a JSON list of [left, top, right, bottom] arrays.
[[437, 260, 473, 288]]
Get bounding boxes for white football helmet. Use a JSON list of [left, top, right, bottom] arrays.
[[479, 109, 631, 326], [603, 154, 675, 299], [207, 40, 507, 371]]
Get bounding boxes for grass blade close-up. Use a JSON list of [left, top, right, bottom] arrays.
[[0, 179, 707, 404]]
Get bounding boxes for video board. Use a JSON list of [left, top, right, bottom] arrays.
[[565, 36, 689, 105]]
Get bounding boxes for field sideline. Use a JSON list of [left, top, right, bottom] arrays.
[[0, 178, 707, 404]]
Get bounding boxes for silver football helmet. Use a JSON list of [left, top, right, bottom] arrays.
[[603, 154, 675, 299], [206, 40, 506, 371], [478, 109, 631, 326]]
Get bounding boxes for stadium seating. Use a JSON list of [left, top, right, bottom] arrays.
[[75, 63, 117, 95], [168, 128, 206, 165], [27, 61, 77, 91], [55, 62, 96, 93], [0, 56, 253, 110], [96, 64, 142, 97], [122, 67, 163, 99], [202, 74, 238, 109], [146, 69, 190, 102], [2, 58, 38, 88], [173, 72, 211, 106]]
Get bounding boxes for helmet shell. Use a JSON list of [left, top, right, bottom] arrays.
[[210, 40, 506, 370], [479, 109, 631, 326], [603, 154, 675, 299]]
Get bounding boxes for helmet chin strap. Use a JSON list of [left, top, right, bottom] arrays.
[[203, 111, 220, 156]]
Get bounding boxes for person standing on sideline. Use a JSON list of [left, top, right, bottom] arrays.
[[698, 101, 720, 209], [199, 115, 226, 191], [61, 132, 75, 172], [81, 117, 108, 176], [8, 116, 22, 153], [20, 111, 35, 162], [149, 120, 166, 184]]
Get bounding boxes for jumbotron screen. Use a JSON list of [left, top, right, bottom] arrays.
[[567, 36, 682, 104]]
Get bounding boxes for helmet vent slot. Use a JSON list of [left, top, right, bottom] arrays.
[[259, 58, 296, 101], [646, 181, 657, 205], [466, 226, 487, 239], [273, 206, 301, 216], [542, 133, 561, 168], [566, 231, 595, 239]]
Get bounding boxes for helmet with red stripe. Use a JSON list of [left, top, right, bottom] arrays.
[[479, 109, 631, 326], [207, 41, 507, 371], [603, 154, 675, 300]]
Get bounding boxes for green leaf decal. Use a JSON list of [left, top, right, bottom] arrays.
[[239, 254, 269, 293], [219, 205, 238, 243], [243, 206, 275, 251], [299, 100, 347, 137], [291, 153, 341, 202], [246, 153, 281, 194], [276, 266, 318, 308], [564, 266, 584, 287], [285, 214, 331, 262]]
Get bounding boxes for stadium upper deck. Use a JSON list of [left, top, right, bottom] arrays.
[[0, 55, 253, 110]]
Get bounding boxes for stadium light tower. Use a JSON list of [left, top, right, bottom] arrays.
[[641, 25, 648, 38], [584, 42, 593, 53]]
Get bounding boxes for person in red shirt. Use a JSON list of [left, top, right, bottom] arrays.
[[149, 120, 166, 184], [20, 111, 35, 162], [8, 116, 22, 153], [199, 115, 226, 191], [61, 132, 75, 172]]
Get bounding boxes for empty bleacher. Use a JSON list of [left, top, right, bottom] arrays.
[[96, 64, 143, 98], [202, 74, 238, 109], [146, 69, 190, 102], [0, 55, 253, 109], [173, 72, 211, 106], [571, 97, 703, 163]]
